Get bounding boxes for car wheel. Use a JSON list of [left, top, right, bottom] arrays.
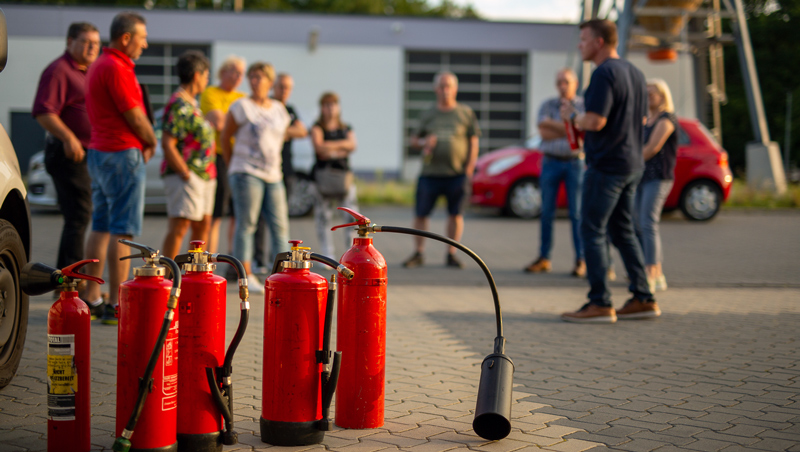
[[505, 178, 542, 219], [288, 176, 315, 218], [680, 180, 722, 221], [0, 219, 29, 389]]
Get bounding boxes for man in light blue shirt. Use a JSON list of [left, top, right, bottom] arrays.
[[524, 68, 586, 277]]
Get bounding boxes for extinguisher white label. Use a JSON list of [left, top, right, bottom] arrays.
[[47, 334, 76, 421], [161, 321, 179, 411]]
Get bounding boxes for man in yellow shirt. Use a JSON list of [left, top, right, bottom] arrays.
[[201, 55, 245, 254]]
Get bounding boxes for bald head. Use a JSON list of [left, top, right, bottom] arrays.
[[556, 68, 578, 100], [434, 71, 459, 108]]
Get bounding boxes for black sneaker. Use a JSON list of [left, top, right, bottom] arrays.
[[402, 252, 424, 268], [84, 300, 104, 321], [446, 253, 464, 269], [100, 304, 118, 326]]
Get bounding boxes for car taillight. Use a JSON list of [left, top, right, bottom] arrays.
[[717, 151, 729, 167]]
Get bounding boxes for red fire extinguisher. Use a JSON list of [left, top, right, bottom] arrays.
[[20, 259, 104, 452], [113, 240, 182, 452], [261, 240, 353, 446], [565, 117, 584, 150], [172, 240, 250, 452], [332, 208, 514, 440], [329, 215, 388, 429]]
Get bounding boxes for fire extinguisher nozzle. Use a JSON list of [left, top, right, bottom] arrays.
[[222, 430, 238, 446], [111, 437, 132, 452]]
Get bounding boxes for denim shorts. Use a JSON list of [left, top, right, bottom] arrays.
[[414, 175, 467, 217], [87, 148, 146, 236]]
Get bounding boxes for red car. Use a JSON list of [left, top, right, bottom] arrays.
[[471, 117, 733, 221]]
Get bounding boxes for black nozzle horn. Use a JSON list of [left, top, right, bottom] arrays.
[[473, 351, 515, 441], [20, 262, 62, 296]]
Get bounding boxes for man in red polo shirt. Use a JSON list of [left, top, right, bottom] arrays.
[[32, 22, 100, 295], [83, 11, 156, 325]]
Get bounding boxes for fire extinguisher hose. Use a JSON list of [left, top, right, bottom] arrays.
[[310, 253, 355, 280], [373, 226, 505, 354], [113, 257, 181, 452], [209, 253, 251, 445]]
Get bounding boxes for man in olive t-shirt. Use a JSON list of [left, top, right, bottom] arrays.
[[403, 71, 481, 269]]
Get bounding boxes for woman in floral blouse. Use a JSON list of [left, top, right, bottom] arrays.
[[160, 50, 216, 258]]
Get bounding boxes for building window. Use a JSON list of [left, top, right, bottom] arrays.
[[134, 43, 212, 112], [404, 51, 528, 158]]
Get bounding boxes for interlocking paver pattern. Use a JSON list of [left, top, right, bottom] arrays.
[[1, 208, 798, 451]]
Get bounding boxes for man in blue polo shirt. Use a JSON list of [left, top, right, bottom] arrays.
[[559, 19, 657, 323]]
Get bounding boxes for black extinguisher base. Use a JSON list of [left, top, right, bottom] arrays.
[[176, 431, 222, 452], [260, 417, 325, 446]]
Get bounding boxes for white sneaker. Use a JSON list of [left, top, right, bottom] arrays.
[[247, 274, 265, 294], [647, 277, 657, 294], [655, 274, 668, 292]]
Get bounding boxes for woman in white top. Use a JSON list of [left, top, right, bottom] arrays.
[[221, 62, 290, 292]]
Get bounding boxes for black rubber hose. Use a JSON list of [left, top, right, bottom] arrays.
[[206, 367, 233, 429], [375, 226, 503, 346], [215, 254, 246, 282], [309, 253, 355, 280], [214, 254, 250, 372], [122, 257, 181, 433], [320, 279, 336, 365]]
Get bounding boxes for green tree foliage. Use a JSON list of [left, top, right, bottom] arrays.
[[11, 0, 479, 18], [722, 0, 799, 175]]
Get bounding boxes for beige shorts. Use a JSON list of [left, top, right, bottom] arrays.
[[163, 173, 217, 221]]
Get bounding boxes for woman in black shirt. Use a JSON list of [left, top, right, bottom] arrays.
[[310, 91, 358, 258], [635, 79, 678, 294]]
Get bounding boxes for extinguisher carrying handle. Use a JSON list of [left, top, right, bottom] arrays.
[[114, 257, 181, 448], [374, 226, 506, 353], [331, 207, 371, 231], [20, 260, 104, 296], [60, 259, 105, 285], [118, 239, 160, 262], [309, 253, 355, 280]]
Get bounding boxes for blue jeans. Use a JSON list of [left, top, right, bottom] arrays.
[[229, 173, 290, 266], [538, 156, 585, 260], [581, 167, 652, 307], [87, 148, 146, 236], [635, 178, 674, 266]]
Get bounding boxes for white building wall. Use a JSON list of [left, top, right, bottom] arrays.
[[630, 53, 696, 119], [0, 37, 66, 131], [212, 42, 404, 174]]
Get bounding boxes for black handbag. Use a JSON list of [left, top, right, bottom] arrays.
[[314, 166, 353, 198]]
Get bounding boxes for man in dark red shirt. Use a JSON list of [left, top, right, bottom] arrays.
[[32, 22, 100, 286], [82, 11, 156, 325]]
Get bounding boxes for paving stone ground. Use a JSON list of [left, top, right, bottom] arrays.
[[1, 208, 798, 451]]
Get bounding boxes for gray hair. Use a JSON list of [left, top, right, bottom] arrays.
[[433, 71, 458, 88]]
